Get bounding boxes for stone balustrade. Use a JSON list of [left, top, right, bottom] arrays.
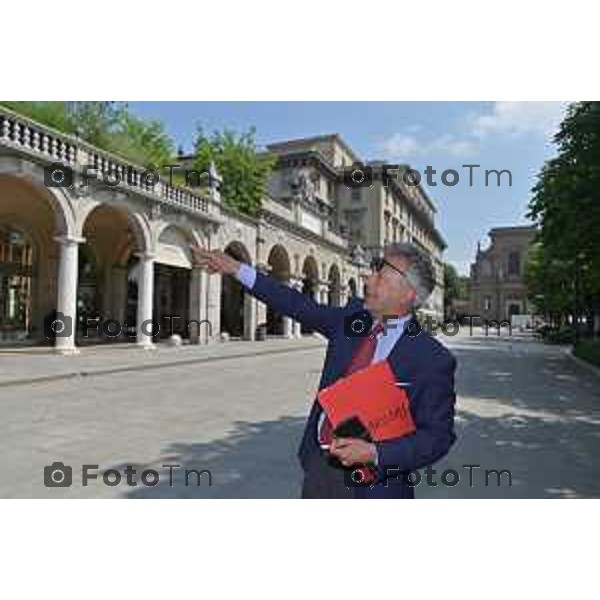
[[0, 105, 213, 216]]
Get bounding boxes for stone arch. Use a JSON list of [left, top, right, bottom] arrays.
[[302, 255, 319, 296], [0, 172, 76, 343], [347, 277, 358, 299], [266, 244, 291, 335], [156, 223, 196, 269], [0, 158, 76, 238], [300, 255, 319, 334], [152, 223, 200, 340], [78, 200, 151, 261], [327, 263, 342, 307], [221, 240, 252, 338], [223, 240, 252, 263], [78, 203, 152, 343]]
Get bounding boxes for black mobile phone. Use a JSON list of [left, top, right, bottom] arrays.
[[333, 415, 372, 442]]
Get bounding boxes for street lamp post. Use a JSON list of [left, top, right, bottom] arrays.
[[534, 294, 545, 327], [574, 251, 588, 345], [495, 266, 503, 323], [574, 257, 580, 346]]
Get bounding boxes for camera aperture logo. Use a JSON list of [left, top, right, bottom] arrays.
[[44, 462, 212, 489]]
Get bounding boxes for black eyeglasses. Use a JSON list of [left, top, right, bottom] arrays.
[[370, 256, 407, 278]]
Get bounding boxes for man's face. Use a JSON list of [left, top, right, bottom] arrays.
[[363, 253, 416, 317]]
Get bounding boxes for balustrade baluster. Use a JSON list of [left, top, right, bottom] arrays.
[[2, 117, 11, 140], [32, 130, 40, 152]]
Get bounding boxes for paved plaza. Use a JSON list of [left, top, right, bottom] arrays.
[[1, 328, 599, 498]]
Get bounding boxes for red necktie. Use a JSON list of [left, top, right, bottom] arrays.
[[318, 321, 385, 445]]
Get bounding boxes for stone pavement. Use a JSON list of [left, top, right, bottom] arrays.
[[0, 336, 325, 387], [418, 330, 600, 498], [1, 328, 599, 498]]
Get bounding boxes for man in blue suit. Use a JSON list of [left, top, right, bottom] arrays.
[[195, 242, 456, 499]]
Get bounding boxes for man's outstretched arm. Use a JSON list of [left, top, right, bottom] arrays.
[[193, 248, 341, 338]]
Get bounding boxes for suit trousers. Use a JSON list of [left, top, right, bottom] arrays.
[[300, 449, 356, 499]]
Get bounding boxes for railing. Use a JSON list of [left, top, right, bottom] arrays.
[[324, 226, 349, 247], [0, 106, 212, 216]]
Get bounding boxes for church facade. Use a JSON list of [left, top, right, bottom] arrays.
[[468, 225, 537, 323]]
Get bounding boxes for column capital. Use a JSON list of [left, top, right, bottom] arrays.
[[135, 251, 156, 262], [256, 262, 272, 274], [54, 234, 85, 246]]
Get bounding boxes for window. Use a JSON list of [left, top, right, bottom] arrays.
[[313, 174, 321, 195], [351, 188, 361, 202], [484, 296, 491, 311], [481, 259, 491, 277], [508, 251, 520, 276]]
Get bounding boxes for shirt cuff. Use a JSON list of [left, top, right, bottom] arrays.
[[372, 444, 379, 467], [235, 263, 257, 289]]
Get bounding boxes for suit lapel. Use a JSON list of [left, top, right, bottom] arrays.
[[387, 316, 419, 384]]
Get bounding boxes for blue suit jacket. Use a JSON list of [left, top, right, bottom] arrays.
[[247, 271, 457, 499]]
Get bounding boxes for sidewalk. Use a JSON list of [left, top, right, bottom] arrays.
[[0, 336, 327, 388]]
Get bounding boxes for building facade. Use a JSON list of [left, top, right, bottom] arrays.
[[468, 225, 537, 322], [0, 108, 446, 353], [266, 135, 446, 320]]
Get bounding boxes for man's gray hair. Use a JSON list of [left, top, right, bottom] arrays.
[[384, 242, 436, 309]]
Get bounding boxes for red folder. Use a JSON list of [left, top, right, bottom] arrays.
[[317, 360, 416, 442]]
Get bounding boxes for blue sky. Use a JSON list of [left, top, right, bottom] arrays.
[[128, 101, 567, 275]]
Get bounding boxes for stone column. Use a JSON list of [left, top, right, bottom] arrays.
[[205, 272, 222, 344], [112, 266, 127, 329], [243, 292, 256, 341], [339, 284, 348, 307], [54, 235, 83, 355], [199, 269, 212, 343], [189, 267, 212, 344], [290, 277, 303, 338], [318, 281, 329, 305], [254, 262, 270, 336], [136, 252, 156, 349], [293, 320, 302, 338], [188, 268, 201, 344], [255, 300, 267, 334], [282, 314, 293, 338]]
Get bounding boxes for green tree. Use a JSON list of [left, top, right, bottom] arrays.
[[106, 107, 174, 169], [192, 128, 275, 216], [1, 101, 175, 171], [527, 101, 600, 323], [524, 241, 573, 325], [0, 101, 76, 134], [457, 276, 470, 300], [443, 263, 461, 308]]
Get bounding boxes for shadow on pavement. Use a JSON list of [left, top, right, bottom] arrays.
[[417, 341, 600, 499], [107, 336, 600, 499], [111, 416, 307, 499]]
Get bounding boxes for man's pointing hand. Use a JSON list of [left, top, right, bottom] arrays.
[[193, 248, 241, 276]]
